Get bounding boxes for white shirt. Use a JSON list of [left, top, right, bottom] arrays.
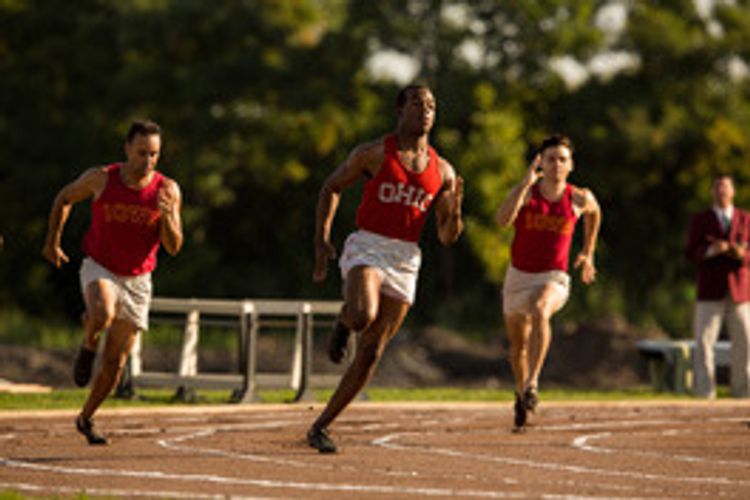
[[713, 205, 734, 232]]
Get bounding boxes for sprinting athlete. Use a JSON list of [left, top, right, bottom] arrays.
[[308, 84, 464, 453], [495, 133, 601, 430], [43, 119, 183, 445]]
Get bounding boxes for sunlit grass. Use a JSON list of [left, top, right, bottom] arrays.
[[0, 385, 702, 412]]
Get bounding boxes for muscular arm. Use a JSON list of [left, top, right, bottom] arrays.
[[42, 168, 107, 267], [495, 155, 541, 228], [572, 186, 601, 284], [313, 139, 384, 282], [434, 158, 463, 245], [158, 179, 183, 256]]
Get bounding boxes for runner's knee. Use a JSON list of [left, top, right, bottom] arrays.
[[88, 307, 116, 332], [530, 299, 554, 321], [348, 307, 377, 332], [510, 340, 528, 358]]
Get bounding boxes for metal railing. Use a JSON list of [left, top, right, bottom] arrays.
[[119, 297, 344, 403]]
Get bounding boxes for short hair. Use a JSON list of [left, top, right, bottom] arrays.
[[126, 119, 161, 143], [396, 84, 432, 108], [538, 133, 575, 155], [713, 173, 733, 183]]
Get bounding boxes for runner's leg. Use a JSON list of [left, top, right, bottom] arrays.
[[74, 279, 118, 387], [505, 312, 531, 395], [80, 319, 139, 419], [82, 279, 118, 350], [312, 293, 409, 430], [526, 283, 567, 390]]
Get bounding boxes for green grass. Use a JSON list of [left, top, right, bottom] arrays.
[[0, 309, 80, 350], [0, 385, 701, 412]]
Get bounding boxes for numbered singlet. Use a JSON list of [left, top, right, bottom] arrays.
[[511, 184, 579, 272], [355, 134, 443, 243], [82, 163, 164, 276]]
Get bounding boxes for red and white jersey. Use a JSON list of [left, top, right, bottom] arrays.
[[355, 134, 443, 243], [511, 184, 579, 273], [82, 163, 164, 276]]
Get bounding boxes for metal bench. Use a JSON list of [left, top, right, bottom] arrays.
[[119, 297, 344, 403], [636, 339, 731, 393]]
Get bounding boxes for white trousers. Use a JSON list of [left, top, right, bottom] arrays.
[[693, 299, 750, 398]]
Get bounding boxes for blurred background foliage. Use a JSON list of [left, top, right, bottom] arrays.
[[3, 0, 750, 340]]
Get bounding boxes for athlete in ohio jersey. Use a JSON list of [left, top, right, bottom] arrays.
[[308, 85, 464, 453]]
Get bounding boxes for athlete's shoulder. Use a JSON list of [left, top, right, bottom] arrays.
[[352, 135, 388, 157], [78, 165, 111, 187], [87, 164, 112, 176], [158, 174, 181, 195], [348, 135, 388, 173], [569, 183, 592, 198], [569, 184, 598, 211]]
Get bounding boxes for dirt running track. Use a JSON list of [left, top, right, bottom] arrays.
[[1, 400, 749, 499]]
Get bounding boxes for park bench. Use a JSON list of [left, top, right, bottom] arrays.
[[636, 339, 730, 393], [117, 296, 344, 403]]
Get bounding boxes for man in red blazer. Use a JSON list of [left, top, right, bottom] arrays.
[[686, 174, 750, 398]]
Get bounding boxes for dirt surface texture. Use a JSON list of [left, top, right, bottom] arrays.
[[1, 401, 750, 498]]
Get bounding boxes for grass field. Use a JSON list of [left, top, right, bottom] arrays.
[[0, 385, 702, 412]]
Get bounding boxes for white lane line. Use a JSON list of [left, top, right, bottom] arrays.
[[539, 419, 679, 432], [0, 480, 280, 499], [0, 457, 525, 498], [158, 420, 650, 494], [571, 430, 750, 467], [372, 432, 750, 487], [156, 419, 467, 480]]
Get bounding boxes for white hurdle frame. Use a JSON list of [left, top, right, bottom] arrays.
[[126, 297, 343, 403]]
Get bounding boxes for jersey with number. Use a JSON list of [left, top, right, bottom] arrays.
[[82, 163, 164, 276], [511, 184, 579, 272], [355, 134, 443, 242]]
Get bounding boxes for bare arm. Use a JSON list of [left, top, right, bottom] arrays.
[[572, 186, 601, 284], [313, 139, 384, 282], [158, 178, 183, 256], [434, 158, 464, 245], [42, 168, 107, 267], [495, 154, 541, 227]]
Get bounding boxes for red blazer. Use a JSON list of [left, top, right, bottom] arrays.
[[686, 208, 750, 302]]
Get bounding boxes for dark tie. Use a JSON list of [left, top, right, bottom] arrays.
[[721, 212, 731, 234]]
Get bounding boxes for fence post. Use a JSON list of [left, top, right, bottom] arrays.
[[234, 302, 259, 403], [174, 308, 200, 401], [293, 303, 315, 402]]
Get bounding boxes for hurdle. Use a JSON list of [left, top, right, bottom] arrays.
[[122, 297, 343, 403]]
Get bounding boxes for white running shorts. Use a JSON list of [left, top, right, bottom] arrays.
[[502, 264, 570, 316], [339, 230, 421, 304], [79, 257, 152, 331]]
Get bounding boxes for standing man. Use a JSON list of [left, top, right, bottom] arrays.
[[686, 174, 750, 399], [496, 134, 601, 430], [42, 119, 183, 444], [309, 84, 464, 453]]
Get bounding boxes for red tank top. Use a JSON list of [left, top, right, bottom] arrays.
[[511, 184, 578, 272], [355, 134, 443, 242], [82, 164, 165, 276]]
